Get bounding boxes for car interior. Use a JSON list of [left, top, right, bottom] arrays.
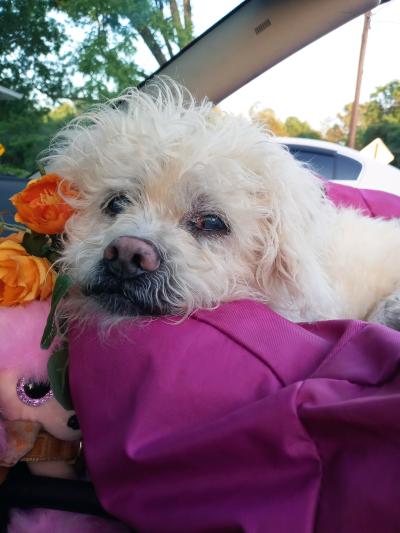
[[0, 0, 392, 528]]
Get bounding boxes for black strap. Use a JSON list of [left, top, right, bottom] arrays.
[[1, 478, 108, 516], [0, 466, 137, 531]]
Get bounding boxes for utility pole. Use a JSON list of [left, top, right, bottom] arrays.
[[348, 11, 371, 148]]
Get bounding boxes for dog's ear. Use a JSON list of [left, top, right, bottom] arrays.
[[253, 154, 336, 321]]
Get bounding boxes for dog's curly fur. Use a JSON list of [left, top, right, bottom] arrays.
[[43, 78, 400, 325]]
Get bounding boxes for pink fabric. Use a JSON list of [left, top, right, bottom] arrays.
[[9, 508, 129, 533], [0, 301, 52, 379], [69, 184, 400, 533], [325, 181, 400, 218]]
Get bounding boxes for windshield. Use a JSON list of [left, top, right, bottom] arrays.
[[0, 0, 242, 179], [1, 0, 399, 183]]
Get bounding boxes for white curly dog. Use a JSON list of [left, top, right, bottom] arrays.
[[44, 79, 400, 328]]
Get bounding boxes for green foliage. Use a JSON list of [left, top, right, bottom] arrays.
[[22, 232, 52, 258], [54, 0, 193, 99], [328, 80, 400, 165], [362, 123, 400, 168], [1, 0, 193, 104], [48, 102, 76, 121], [0, 0, 67, 101], [360, 80, 400, 166], [250, 108, 321, 139], [56, 0, 143, 101], [0, 0, 193, 176], [0, 104, 73, 175], [0, 164, 29, 179], [370, 80, 400, 123], [284, 116, 321, 139], [41, 273, 73, 349], [47, 341, 73, 410]]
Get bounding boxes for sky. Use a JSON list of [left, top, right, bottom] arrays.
[[188, 0, 400, 130]]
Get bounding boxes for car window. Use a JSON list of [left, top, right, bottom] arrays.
[[335, 154, 362, 181], [286, 147, 335, 181]]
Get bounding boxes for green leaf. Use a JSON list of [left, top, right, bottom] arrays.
[[41, 274, 73, 349], [22, 232, 50, 257], [47, 342, 73, 411], [46, 251, 61, 266]]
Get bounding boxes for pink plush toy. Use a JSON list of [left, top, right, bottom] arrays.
[[0, 301, 129, 533], [0, 301, 80, 479]]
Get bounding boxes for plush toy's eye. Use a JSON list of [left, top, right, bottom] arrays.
[[189, 214, 229, 234], [102, 193, 131, 216], [16, 377, 54, 407]]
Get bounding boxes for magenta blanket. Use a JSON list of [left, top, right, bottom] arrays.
[[325, 181, 400, 218], [69, 184, 400, 533]]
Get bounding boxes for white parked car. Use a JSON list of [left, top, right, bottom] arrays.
[[276, 137, 400, 196]]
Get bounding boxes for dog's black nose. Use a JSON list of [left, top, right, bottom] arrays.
[[104, 236, 160, 278], [67, 414, 80, 431]]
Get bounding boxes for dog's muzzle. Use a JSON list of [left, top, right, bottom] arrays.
[[83, 236, 176, 317]]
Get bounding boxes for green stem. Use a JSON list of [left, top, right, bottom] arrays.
[[0, 222, 29, 233], [37, 163, 46, 176]]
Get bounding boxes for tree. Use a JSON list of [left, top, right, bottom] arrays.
[[1, 0, 194, 104], [284, 116, 321, 139], [362, 123, 400, 168], [369, 80, 400, 123], [359, 82, 400, 168], [55, 0, 194, 100], [0, 0, 67, 102], [250, 106, 287, 136], [324, 124, 346, 144], [0, 0, 194, 175], [326, 80, 400, 155], [250, 106, 322, 139], [0, 105, 76, 176]]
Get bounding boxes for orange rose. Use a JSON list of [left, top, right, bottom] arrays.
[[0, 232, 24, 244], [0, 238, 56, 306], [11, 173, 77, 235]]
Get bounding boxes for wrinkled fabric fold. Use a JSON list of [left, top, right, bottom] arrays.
[[70, 304, 400, 533]]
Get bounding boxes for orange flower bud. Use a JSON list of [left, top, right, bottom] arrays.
[[11, 173, 77, 235]]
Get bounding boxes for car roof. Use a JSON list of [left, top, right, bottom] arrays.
[[274, 136, 364, 160], [274, 136, 400, 176], [150, 0, 388, 103]]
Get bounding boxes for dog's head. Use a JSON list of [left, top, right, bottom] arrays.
[[45, 79, 335, 322]]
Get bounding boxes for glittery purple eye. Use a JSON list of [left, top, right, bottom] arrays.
[[16, 377, 54, 407]]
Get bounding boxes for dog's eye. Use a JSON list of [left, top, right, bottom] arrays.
[[103, 194, 131, 216], [190, 214, 229, 234]]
